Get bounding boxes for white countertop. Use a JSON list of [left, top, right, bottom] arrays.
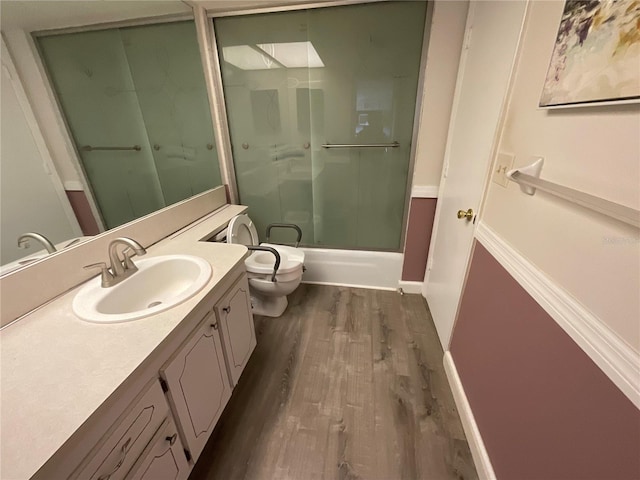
[[0, 205, 247, 480]]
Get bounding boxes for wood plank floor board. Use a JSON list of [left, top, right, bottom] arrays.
[[189, 285, 477, 480]]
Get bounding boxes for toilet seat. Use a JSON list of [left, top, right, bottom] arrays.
[[226, 214, 305, 317], [227, 214, 305, 277], [244, 251, 301, 278]]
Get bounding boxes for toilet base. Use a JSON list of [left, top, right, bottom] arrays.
[[250, 293, 288, 317]]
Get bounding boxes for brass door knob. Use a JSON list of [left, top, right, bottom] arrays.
[[457, 208, 474, 221]]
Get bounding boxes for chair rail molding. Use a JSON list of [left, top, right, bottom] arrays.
[[475, 222, 640, 409], [411, 185, 439, 198]]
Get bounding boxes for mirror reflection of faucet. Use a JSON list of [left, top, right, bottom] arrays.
[[17, 232, 57, 254]]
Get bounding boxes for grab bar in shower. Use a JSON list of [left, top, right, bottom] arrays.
[[507, 158, 640, 228], [321, 141, 400, 149], [81, 145, 142, 152]]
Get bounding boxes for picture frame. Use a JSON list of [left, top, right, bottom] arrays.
[[540, 0, 640, 108]]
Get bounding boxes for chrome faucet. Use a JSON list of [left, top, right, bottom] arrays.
[[17, 232, 57, 254], [108, 237, 147, 277], [84, 237, 146, 287]]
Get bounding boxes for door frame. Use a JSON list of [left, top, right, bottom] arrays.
[[196, 0, 435, 252], [422, 1, 531, 347]]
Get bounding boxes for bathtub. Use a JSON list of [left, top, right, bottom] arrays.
[[300, 248, 403, 290]]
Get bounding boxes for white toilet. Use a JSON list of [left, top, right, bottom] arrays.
[[226, 214, 305, 317]]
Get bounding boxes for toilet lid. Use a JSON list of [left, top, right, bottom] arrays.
[[227, 214, 259, 246]]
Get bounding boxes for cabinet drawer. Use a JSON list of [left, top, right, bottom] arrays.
[[125, 417, 189, 480], [72, 380, 169, 480]]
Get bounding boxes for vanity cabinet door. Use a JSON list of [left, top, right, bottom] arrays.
[[215, 275, 256, 386], [126, 417, 189, 480], [160, 310, 231, 464]]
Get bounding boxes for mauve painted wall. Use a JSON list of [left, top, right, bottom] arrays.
[[65, 190, 100, 236], [451, 241, 640, 480], [402, 197, 437, 281]]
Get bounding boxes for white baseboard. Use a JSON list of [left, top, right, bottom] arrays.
[[411, 185, 439, 198], [397, 280, 423, 294], [443, 351, 496, 480], [475, 222, 640, 409]]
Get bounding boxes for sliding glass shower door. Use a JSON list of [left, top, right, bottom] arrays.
[[38, 21, 222, 229], [215, 1, 427, 250]]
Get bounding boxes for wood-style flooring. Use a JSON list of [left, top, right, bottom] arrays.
[[190, 284, 477, 480]]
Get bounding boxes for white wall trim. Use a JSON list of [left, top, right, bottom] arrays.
[[475, 222, 640, 409], [411, 185, 439, 198], [63, 180, 85, 191], [443, 352, 496, 480], [398, 280, 422, 294]]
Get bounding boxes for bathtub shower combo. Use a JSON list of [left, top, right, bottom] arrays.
[[36, 1, 428, 311]]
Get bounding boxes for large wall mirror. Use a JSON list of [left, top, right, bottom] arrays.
[[0, 1, 224, 275]]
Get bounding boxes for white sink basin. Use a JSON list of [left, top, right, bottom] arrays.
[[73, 255, 212, 324]]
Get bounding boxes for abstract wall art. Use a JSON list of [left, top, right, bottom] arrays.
[[540, 0, 640, 107]]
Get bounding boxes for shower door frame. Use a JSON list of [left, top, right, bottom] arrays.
[[199, 0, 434, 253]]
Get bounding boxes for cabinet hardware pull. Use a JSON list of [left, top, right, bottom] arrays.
[[97, 437, 131, 480], [222, 306, 231, 314], [210, 322, 219, 330], [166, 433, 178, 446]]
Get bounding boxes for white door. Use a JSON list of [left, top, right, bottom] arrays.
[[423, 1, 528, 348]]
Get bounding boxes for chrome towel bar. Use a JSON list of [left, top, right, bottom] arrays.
[[321, 141, 400, 149], [81, 145, 141, 152]]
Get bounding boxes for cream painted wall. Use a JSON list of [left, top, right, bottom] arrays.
[[412, 0, 468, 188], [2, 29, 83, 186], [482, 1, 640, 350]]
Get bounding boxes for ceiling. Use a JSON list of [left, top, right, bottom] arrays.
[[188, 0, 374, 17], [0, 1, 193, 33], [0, 1, 371, 33]]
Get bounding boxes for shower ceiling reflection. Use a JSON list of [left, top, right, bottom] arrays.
[[223, 41, 325, 70]]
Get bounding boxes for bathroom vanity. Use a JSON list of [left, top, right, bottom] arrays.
[[0, 191, 257, 480]]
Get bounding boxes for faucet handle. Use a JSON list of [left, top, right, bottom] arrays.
[[84, 262, 115, 288], [121, 248, 139, 272]]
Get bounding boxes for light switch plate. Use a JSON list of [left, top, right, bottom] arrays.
[[492, 152, 515, 188]]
